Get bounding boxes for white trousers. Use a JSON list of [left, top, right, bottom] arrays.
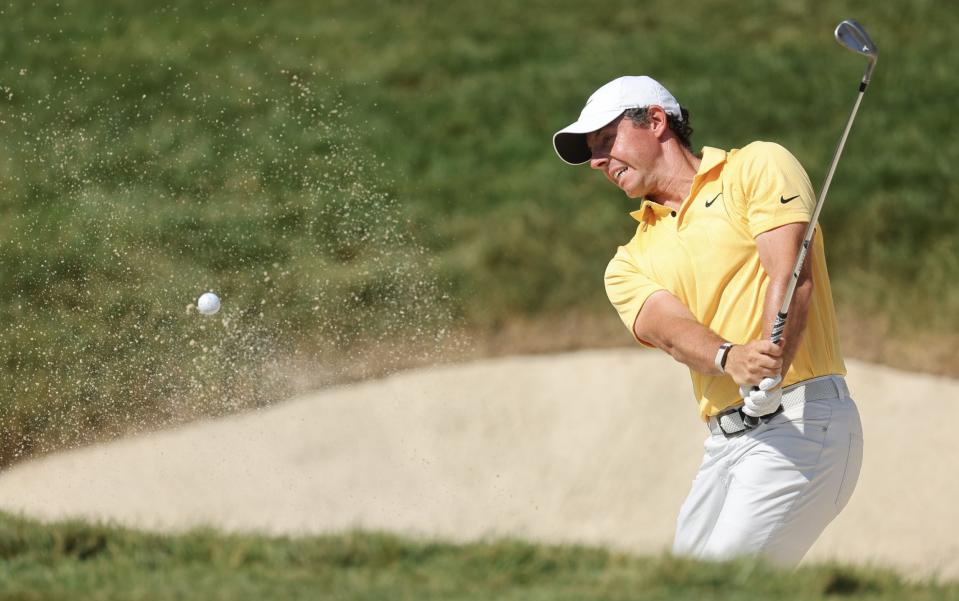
[[672, 375, 863, 568]]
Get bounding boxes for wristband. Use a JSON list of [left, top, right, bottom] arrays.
[[714, 342, 734, 374]]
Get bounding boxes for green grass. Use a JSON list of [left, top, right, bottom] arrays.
[[0, 512, 955, 600], [1, 0, 958, 466]]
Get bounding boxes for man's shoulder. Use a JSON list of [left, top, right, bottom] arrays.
[[727, 140, 798, 163], [726, 140, 806, 178]]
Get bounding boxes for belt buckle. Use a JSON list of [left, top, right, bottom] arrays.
[[717, 404, 785, 438], [716, 406, 749, 438]]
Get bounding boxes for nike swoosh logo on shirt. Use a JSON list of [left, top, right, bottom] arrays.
[[705, 192, 722, 207], [780, 194, 800, 204]]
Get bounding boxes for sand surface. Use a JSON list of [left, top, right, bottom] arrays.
[[1, 349, 956, 579]]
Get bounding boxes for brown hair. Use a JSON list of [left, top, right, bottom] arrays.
[[623, 106, 694, 150]]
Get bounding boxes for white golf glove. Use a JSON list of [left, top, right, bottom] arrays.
[[739, 375, 783, 418]]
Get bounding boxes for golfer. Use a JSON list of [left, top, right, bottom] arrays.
[[552, 76, 863, 567]]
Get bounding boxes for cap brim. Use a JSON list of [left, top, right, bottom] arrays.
[[552, 109, 624, 165]]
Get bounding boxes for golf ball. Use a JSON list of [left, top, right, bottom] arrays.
[[197, 292, 221, 315]]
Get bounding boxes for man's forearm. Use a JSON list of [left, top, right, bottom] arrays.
[[755, 222, 816, 380], [762, 272, 813, 377], [635, 291, 784, 386], [647, 315, 727, 376]]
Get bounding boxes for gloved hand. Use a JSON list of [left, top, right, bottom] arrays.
[[739, 375, 783, 418]]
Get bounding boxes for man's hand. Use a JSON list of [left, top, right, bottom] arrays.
[[724, 341, 782, 388], [740, 375, 783, 418]]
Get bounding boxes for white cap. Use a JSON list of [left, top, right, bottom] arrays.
[[552, 76, 683, 165]]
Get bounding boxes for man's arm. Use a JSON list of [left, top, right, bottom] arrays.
[[754, 222, 814, 376], [633, 291, 782, 387]]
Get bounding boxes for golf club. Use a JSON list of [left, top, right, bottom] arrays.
[[744, 19, 878, 428]]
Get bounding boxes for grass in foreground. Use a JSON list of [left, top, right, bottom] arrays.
[[0, 513, 955, 600]]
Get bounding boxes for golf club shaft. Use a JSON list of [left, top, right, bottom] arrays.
[[743, 65, 874, 428], [770, 82, 868, 345]]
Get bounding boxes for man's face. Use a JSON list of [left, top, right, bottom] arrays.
[[585, 111, 662, 199]]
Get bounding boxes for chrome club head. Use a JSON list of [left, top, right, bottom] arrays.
[[835, 19, 878, 83]]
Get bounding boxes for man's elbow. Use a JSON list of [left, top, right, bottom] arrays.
[[632, 291, 698, 360], [632, 319, 659, 350], [633, 318, 682, 360], [770, 266, 814, 301], [796, 270, 815, 302]]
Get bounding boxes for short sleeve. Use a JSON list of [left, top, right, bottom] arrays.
[[604, 245, 666, 347], [738, 142, 816, 238]]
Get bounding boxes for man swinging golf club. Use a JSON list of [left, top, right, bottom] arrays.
[[552, 20, 875, 568]]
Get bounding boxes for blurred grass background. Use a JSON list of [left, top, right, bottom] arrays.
[[1, 0, 957, 467], [2, 513, 956, 600]]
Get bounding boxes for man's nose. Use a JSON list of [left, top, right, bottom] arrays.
[[589, 155, 608, 170]]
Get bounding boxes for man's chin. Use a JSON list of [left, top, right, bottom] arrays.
[[613, 179, 642, 198]]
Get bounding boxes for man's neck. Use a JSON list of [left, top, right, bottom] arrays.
[[648, 143, 702, 211]]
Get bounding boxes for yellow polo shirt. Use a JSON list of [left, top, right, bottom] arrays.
[[604, 142, 846, 420]]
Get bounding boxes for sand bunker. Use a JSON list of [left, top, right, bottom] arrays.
[[1, 349, 956, 579]]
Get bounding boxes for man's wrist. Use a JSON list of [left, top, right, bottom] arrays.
[[714, 342, 734, 374]]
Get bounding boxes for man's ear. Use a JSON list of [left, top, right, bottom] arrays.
[[648, 106, 669, 139]]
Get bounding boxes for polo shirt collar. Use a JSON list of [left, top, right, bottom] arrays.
[[696, 146, 727, 177], [629, 200, 672, 227]]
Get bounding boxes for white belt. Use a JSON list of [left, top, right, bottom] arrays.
[[708, 375, 849, 438]]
